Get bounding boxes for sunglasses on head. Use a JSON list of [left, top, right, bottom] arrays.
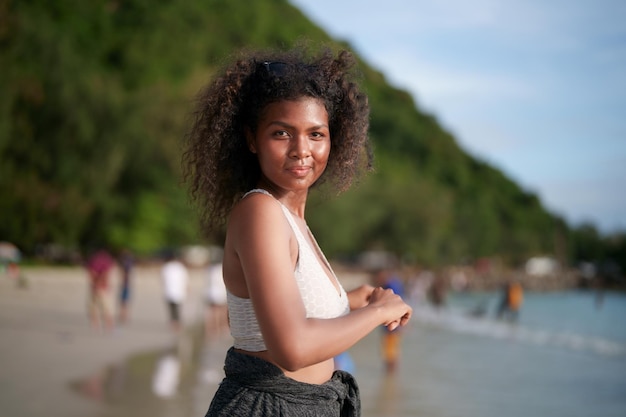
[[262, 61, 288, 76]]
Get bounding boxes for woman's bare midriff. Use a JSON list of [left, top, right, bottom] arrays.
[[234, 348, 335, 384]]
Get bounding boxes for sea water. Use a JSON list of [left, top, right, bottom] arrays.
[[351, 290, 626, 417]]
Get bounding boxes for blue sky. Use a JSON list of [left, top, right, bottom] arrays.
[[290, 0, 626, 234]]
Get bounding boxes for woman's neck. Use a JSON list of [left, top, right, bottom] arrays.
[[255, 181, 308, 218]]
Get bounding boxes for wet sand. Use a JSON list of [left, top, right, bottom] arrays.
[[0, 265, 208, 417]]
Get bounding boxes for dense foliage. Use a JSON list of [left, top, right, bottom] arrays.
[[1, 0, 623, 274]]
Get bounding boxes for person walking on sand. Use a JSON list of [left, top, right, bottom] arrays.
[[183, 45, 412, 416], [117, 249, 134, 324], [85, 249, 115, 333], [160, 252, 189, 333]]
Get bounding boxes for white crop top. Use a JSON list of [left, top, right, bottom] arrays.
[[228, 189, 350, 352]]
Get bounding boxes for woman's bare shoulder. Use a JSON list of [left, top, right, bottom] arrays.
[[232, 191, 280, 219], [228, 192, 288, 240]]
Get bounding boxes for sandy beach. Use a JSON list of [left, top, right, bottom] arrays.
[[0, 264, 210, 417]]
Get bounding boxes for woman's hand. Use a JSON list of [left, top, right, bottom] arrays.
[[367, 286, 412, 331], [346, 284, 375, 310]]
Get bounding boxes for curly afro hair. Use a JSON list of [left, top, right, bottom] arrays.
[[183, 45, 372, 233]]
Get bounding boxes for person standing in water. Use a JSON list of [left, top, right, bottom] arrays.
[[376, 269, 406, 373], [497, 280, 524, 322], [183, 45, 412, 416]]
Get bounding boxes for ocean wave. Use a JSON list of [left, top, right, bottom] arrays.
[[409, 304, 626, 358]]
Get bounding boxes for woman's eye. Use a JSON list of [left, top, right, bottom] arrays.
[[311, 132, 325, 140], [274, 130, 289, 138]]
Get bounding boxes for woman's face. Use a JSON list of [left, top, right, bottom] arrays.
[[248, 97, 330, 194]]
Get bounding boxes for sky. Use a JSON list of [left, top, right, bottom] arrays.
[[290, 0, 626, 234]]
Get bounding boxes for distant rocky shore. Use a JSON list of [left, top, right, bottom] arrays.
[[333, 263, 621, 294]]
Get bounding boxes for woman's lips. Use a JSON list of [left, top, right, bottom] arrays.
[[288, 166, 312, 177]]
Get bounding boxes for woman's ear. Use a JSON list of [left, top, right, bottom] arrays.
[[245, 128, 257, 153]]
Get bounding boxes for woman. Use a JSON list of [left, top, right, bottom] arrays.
[[184, 46, 412, 417]]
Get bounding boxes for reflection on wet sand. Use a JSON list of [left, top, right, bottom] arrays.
[[373, 373, 402, 417], [71, 324, 231, 417], [152, 353, 180, 398]]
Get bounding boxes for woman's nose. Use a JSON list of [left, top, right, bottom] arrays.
[[290, 136, 311, 158]]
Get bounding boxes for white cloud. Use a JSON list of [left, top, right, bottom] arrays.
[[377, 52, 537, 100]]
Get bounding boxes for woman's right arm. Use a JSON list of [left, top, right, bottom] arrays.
[[227, 194, 412, 371]]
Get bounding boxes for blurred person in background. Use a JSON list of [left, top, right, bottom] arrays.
[[428, 273, 447, 308], [117, 249, 134, 324], [497, 279, 524, 322], [376, 269, 406, 373], [0, 241, 27, 288], [204, 251, 228, 336], [85, 248, 116, 333], [160, 251, 189, 333]]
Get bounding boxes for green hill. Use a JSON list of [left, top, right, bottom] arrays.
[[1, 0, 622, 271]]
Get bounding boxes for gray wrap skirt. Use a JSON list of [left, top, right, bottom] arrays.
[[205, 347, 360, 417]]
